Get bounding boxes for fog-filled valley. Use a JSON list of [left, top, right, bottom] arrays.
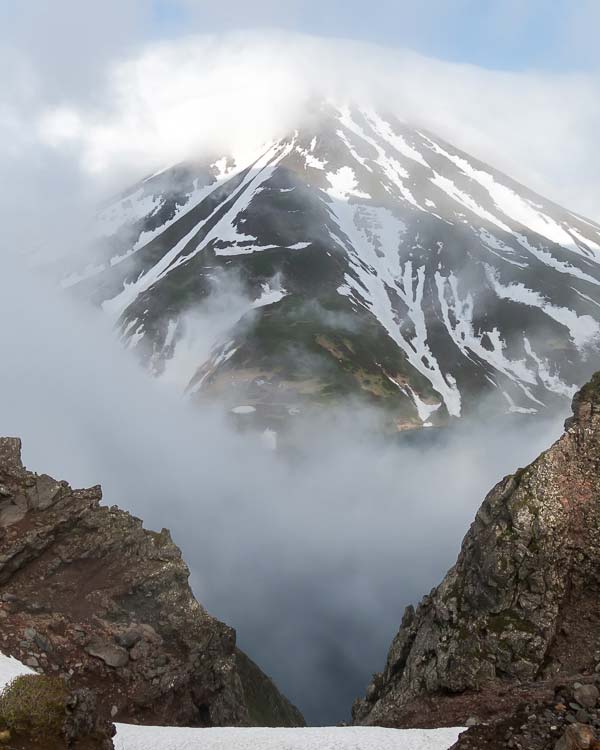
[[0, 248, 570, 722], [2, 5, 600, 741]]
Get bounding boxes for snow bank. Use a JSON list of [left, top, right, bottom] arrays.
[[114, 724, 464, 750], [0, 652, 34, 689]]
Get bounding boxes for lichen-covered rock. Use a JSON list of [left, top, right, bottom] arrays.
[[0, 438, 304, 728], [354, 372, 600, 727], [0, 673, 115, 749]]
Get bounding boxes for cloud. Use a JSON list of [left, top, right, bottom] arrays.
[[0, 0, 150, 103], [0, 248, 567, 723], [26, 31, 600, 221]]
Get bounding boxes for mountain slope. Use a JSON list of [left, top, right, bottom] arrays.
[[352, 371, 600, 727], [69, 103, 600, 428]]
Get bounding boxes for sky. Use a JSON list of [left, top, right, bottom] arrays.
[[2, 1, 600, 221], [3, 1, 599, 86], [151, 0, 600, 73], [0, 0, 599, 726]]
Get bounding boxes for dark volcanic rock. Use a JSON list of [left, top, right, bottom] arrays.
[[353, 372, 600, 728], [234, 648, 305, 728], [0, 437, 304, 728], [65, 687, 116, 749]]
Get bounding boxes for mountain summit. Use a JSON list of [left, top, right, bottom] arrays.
[[70, 103, 600, 428]]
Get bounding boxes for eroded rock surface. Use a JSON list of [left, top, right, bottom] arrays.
[[354, 373, 600, 728], [0, 438, 304, 728]]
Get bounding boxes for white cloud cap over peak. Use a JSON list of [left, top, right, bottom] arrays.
[[28, 31, 600, 222]]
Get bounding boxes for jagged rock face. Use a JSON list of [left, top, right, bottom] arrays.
[[353, 372, 600, 727], [0, 438, 304, 728], [69, 103, 600, 429]]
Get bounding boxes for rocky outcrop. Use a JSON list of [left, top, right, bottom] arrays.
[[0, 438, 304, 728], [450, 678, 600, 750], [354, 372, 600, 728]]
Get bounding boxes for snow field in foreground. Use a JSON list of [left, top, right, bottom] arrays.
[[113, 724, 464, 750], [0, 651, 464, 750]]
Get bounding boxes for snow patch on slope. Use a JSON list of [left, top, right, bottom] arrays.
[[102, 143, 291, 319], [327, 167, 369, 200], [330, 197, 461, 416], [435, 272, 543, 406], [364, 110, 429, 168], [252, 282, 287, 309], [486, 267, 600, 349], [422, 133, 600, 264], [337, 107, 422, 209], [523, 338, 576, 399]]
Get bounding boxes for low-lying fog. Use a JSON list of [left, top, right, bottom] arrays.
[[0, 251, 567, 722]]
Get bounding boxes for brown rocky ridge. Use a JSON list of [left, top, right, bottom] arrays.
[[448, 683, 600, 750], [0, 437, 304, 731], [353, 371, 600, 746]]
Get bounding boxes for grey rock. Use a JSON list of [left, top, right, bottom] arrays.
[[115, 629, 143, 649], [129, 640, 150, 662], [576, 709, 592, 724], [575, 685, 600, 710], [27, 474, 63, 510], [85, 639, 129, 669], [34, 633, 51, 652], [0, 504, 26, 527]]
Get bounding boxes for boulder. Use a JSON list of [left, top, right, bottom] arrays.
[[574, 685, 600, 710], [555, 723, 596, 750], [85, 639, 129, 669]]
